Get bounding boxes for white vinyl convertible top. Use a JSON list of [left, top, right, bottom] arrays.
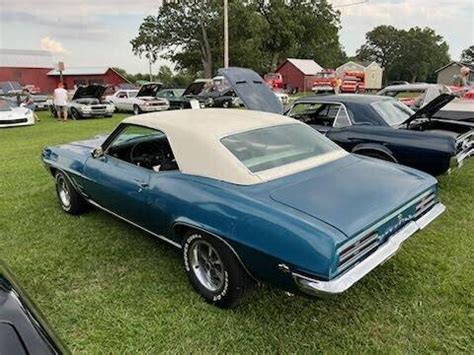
[[123, 109, 346, 185]]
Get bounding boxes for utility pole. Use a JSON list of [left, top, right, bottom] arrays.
[[224, 0, 229, 68], [148, 49, 153, 82]]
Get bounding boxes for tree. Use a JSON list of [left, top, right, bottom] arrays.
[[132, 0, 345, 76], [461, 45, 474, 63], [357, 26, 450, 83]]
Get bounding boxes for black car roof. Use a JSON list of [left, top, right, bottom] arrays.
[[295, 94, 393, 104]]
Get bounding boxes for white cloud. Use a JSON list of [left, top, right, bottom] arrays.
[[40, 36, 67, 54]]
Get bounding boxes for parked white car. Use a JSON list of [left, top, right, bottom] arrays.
[[106, 83, 169, 115], [66, 85, 115, 119], [0, 98, 35, 128]]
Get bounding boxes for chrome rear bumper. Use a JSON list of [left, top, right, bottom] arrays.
[[451, 130, 473, 169], [293, 203, 445, 296]]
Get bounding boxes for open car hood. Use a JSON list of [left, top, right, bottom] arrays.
[[136, 83, 163, 97], [218, 67, 283, 114], [183, 81, 209, 96], [72, 85, 107, 101], [402, 93, 455, 125]]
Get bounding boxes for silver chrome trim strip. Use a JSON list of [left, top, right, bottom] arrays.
[[87, 199, 182, 249], [293, 202, 445, 296]]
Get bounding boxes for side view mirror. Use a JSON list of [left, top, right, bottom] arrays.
[[91, 147, 104, 158]]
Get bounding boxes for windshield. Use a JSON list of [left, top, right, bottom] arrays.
[[371, 100, 414, 126], [0, 99, 15, 111], [128, 91, 138, 98], [221, 124, 339, 173]]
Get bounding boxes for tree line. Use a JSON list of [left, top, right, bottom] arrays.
[[127, 0, 470, 86]]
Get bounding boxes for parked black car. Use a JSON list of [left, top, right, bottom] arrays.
[[219, 68, 473, 176], [199, 87, 242, 108], [157, 80, 213, 109], [0, 261, 66, 354]]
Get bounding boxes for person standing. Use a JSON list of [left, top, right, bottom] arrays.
[[53, 82, 68, 122], [21, 88, 40, 122]]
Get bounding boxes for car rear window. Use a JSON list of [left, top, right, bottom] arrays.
[[221, 124, 338, 173]]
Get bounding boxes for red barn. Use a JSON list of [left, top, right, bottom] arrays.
[[0, 49, 57, 92], [46, 67, 130, 92], [275, 58, 323, 92]]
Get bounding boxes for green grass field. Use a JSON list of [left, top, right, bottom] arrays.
[[0, 111, 473, 353]]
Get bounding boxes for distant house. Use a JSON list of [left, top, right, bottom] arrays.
[[336, 61, 384, 90], [435, 61, 474, 85], [47, 67, 130, 92], [275, 58, 323, 92], [0, 48, 57, 93]]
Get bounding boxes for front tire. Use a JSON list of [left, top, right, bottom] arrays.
[[55, 172, 89, 215], [70, 108, 81, 120], [133, 105, 142, 115], [183, 231, 254, 308]]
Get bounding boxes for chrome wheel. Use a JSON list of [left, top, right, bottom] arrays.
[[189, 239, 225, 292], [133, 105, 140, 115], [57, 176, 71, 208]]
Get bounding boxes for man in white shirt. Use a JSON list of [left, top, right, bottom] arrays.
[[53, 82, 68, 121]]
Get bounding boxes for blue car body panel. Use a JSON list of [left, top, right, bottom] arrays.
[[42, 130, 438, 293]]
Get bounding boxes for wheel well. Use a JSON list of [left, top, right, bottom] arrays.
[[352, 147, 397, 163], [173, 223, 257, 281], [49, 167, 58, 177]]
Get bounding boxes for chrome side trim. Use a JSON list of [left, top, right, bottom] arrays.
[[171, 222, 257, 281], [87, 199, 182, 249], [293, 202, 445, 296]]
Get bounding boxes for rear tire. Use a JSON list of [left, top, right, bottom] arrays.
[[182, 231, 254, 308], [55, 172, 89, 215]]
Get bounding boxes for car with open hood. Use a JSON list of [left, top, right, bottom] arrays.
[[0, 260, 66, 354], [42, 108, 444, 308], [105, 83, 169, 115], [157, 80, 213, 110], [218, 68, 473, 176], [0, 97, 35, 128], [65, 85, 115, 119]]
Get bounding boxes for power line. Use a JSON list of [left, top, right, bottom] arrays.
[[333, 0, 368, 8]]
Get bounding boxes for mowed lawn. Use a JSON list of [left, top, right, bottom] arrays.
[[0, 110, 473, 353]]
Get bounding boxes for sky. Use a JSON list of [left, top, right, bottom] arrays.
[[0, 0, 473, 74]]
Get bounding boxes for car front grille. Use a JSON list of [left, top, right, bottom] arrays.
[[336, 190, 437, 275], [91, 106, 106, 110], [0, 118, 27, 124]]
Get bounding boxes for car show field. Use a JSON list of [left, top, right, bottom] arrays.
[[0, 111, 472, 353]]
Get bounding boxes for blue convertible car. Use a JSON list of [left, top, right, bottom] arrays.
[[43, 109, 445, 308]]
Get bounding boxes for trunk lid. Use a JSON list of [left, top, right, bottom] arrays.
[[269, 156, 435, 238]]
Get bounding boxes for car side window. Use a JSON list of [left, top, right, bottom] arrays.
[[105, 125, 179, 172], [288, 103, 340, 127], [116, 92, 127, 98], [334, 106, 351, 128]]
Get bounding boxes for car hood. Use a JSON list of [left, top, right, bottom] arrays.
[[137, 83, 163, 97], [0, 106, 30, 119], [183, 81, 209, 96], [269, 155, 435, 238], [218, 67, 283, 114], [72, 85, 107, 100], [402, 93, 455, 125]]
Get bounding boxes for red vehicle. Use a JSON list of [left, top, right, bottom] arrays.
[[23, 84, 41, 94], [264, 73, 283, 90], [311, 69, 337, 93], [341, 71, 365, 93]]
